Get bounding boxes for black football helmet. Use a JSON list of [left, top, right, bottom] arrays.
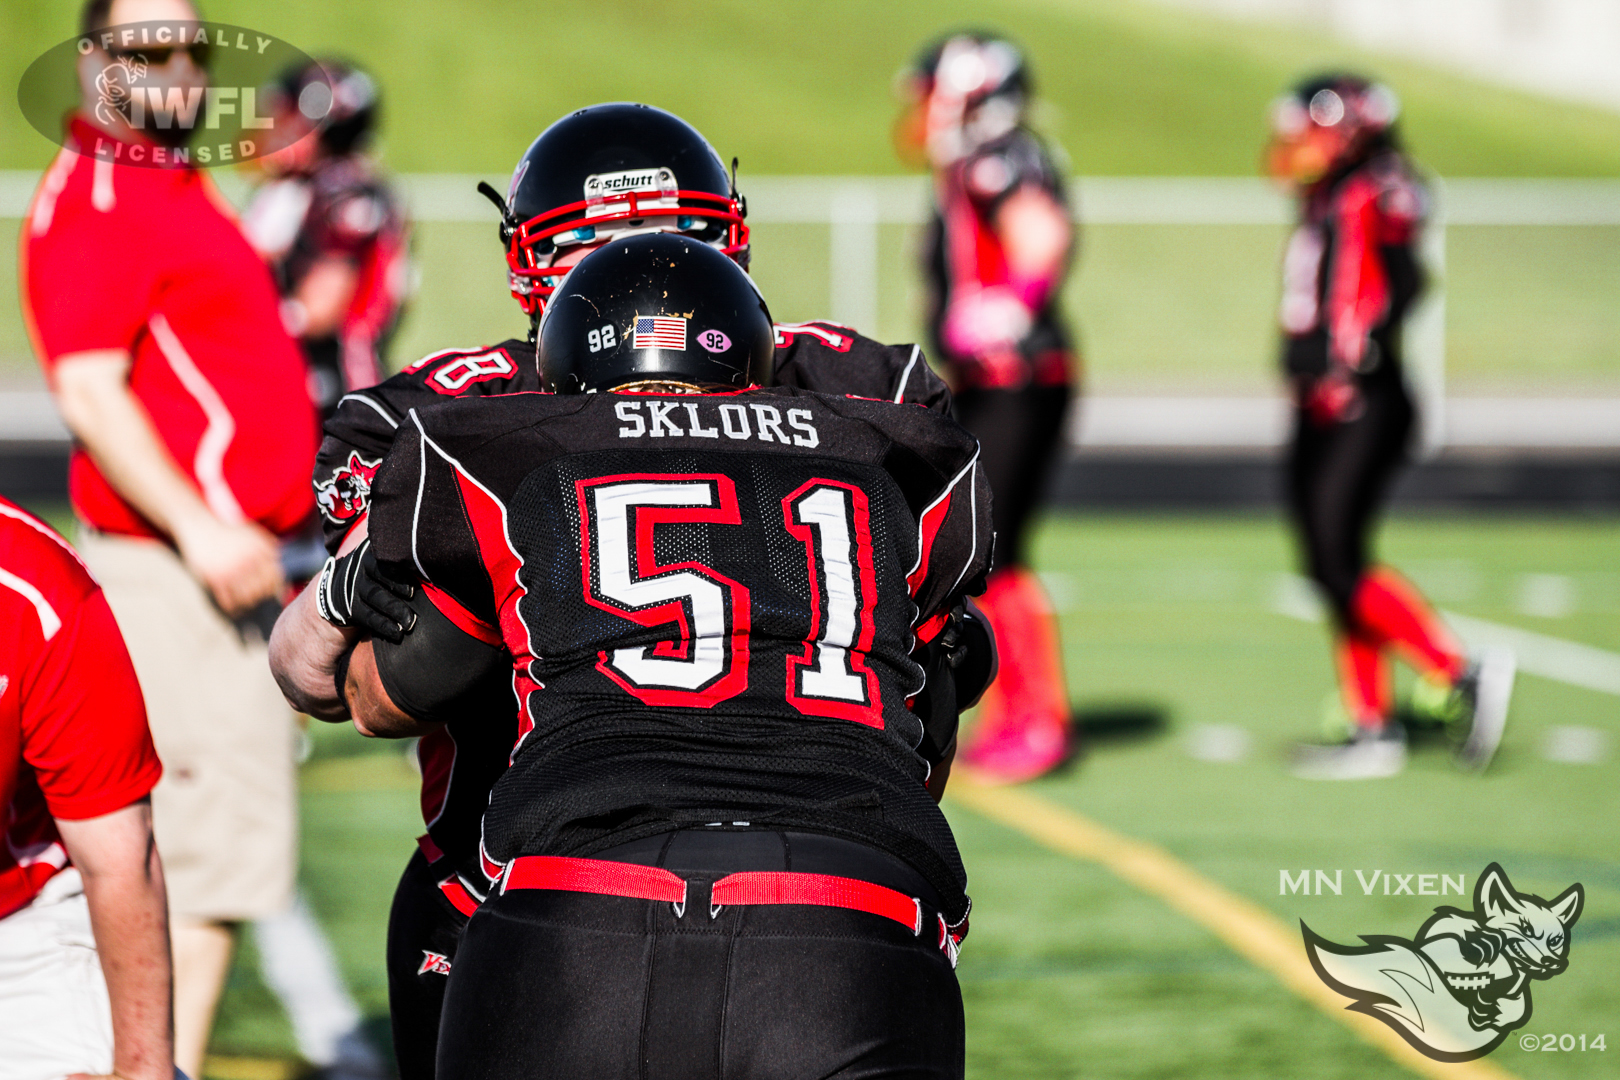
[[483, 103, 750, 317], [1267, 73, 1400, 187], [272, 58, 379, 156], [900, 32, 1030, 165], [539, 233, 774, 394]]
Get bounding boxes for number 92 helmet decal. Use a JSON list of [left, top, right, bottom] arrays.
[[485, 103, 750, 317], [539, 233, 775, 394]]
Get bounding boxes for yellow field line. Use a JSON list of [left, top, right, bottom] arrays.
[[202, 1055, 305, 1080], [947, 776, 1520, 1080]]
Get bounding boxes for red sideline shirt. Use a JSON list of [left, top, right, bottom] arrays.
[[0, 497, 161, 920], [21, 119, 318, 539]]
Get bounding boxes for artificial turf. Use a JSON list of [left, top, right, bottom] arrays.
[[202, 511, 1618, 1079]]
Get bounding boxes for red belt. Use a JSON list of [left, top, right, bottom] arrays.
[[501, 855, 966, 963]]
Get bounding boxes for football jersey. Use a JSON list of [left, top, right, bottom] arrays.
[[0, 498, 161, 919], [1279, 150, 1427, 384], [922, 127, 1074, 389], [367, 387, 990, 919], [314, 323, 949, 551], [23, 119, 318, 539], [243, 154, 411, 411]]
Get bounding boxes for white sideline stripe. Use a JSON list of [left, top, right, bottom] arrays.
[[6, 171, 1620, 224], [1443, 612, 1620, 697], [2, 393, 1617, 449], [1069, 396, 1620, 449], [1269, 573, 1620, 697]]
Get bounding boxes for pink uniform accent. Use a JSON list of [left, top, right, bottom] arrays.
[[958, 565, 1070, 783]]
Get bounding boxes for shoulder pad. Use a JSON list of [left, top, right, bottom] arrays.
[[773, 321, 857, 352], [403, 341, 540, 396]]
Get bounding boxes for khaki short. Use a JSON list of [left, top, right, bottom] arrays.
[[77, 529, 297, 921]]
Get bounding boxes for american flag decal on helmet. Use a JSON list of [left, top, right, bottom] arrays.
[[633, 315, 687, 350]]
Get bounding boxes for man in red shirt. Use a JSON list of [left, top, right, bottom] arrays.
[[0, 497, 171, 1080], [20, 0, 318, 1072]]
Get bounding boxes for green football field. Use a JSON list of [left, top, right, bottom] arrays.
[[178, 511, 1617, 1080], [6, 0, 1620, 394]]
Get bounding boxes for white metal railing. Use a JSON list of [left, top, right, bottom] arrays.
[[4, 172, 1618, 450]]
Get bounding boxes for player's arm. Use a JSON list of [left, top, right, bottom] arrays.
[[1324, 184, 1389, 372], [50, 353, 283, 616], [892, 417, 997, 798], [315, 343, 536, 552], [269, 535, 414, 720], [24, 583, 171, 1080], [331, 415, 513, 739], [55, 800, 173, 1080], [993, 183, 1071, 309], [284, 255, 359, 339], [914, 598, 997, 801], [268, 580, 360, 721]]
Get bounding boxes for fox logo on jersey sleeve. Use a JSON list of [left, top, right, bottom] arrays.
[[315, 451, 381, 525]]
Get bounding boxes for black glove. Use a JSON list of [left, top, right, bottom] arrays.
[[314, 540, 418, 644], [951, 597, 997, 710]]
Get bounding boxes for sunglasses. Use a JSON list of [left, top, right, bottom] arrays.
[[109, 43, 212, 68]]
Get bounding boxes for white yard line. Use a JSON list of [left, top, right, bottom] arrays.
[[1270, 573, 1620, 697]]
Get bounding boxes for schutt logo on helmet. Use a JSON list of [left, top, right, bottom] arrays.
[[19, 20, 331, 168]]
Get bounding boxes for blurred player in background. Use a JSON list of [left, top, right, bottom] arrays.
[[898, 32, 1077, 783], [275, 235, 991, 1078], [280, 102, 957, 1079], [1267, 74, 1514, 780], [21, 0, 319, 1072], [243, 58, 411, 420], [0, 498, 172, 1080]]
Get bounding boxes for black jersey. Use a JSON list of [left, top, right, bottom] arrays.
[[923, 127, 1074, 389], [366, 387, 990, 919], [314, 323, 948, 552], [1280, 150, 1427, 386], [243, 155, 411, 413], [313, 325, 949, 871]]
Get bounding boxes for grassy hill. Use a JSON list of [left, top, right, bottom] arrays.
[[5, 0, 1620, 176]]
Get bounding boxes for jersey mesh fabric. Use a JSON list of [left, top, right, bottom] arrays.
[[315, 328, 951, 865], [23, 121, 318, 538], [367, 388, 989, 919], [0, 499, 161, 918]]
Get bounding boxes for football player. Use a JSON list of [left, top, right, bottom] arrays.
[[242, 58, 411, 419], [896, 32, 1078, 783], [1268, 74, 1514, 779], [289, 102, 955, 1079], [274, 234, 991, 1075]]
